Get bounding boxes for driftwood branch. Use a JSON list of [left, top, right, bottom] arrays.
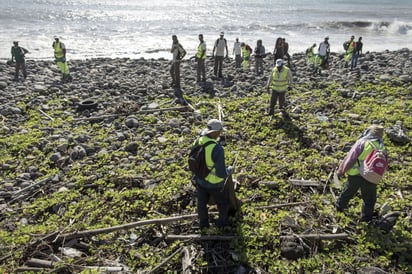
[[38, 109, 54, 121], [74, 106, 190, 122], [165, 234, 234, 241], [26, 258, 55, 268], [182, 245, 196, 274], [288, 179, 320, 187], [148, 246, 184, 274], [56, 213, 199, 241], [280, 233, 349, 241], [254, 201, 310, 210]]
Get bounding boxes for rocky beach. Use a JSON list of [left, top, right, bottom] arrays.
[[0, 49, 411, 273]]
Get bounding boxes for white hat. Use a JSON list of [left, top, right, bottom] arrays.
[[275, 59, 284, 67], [201, 119, 224, 135], [220, 31, 224, 36]]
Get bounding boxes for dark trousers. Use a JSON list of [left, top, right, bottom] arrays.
[[15, 62, 27, 79], [335, 175, 377, 222], [214, 56, 224, 77], [197, 183, 230, 229], [235, 54, 242, 68], [269, 90, 286, 112], [170, 61, 181, 88], [255, 57, 264, 74], [197, 59, 206, 82]]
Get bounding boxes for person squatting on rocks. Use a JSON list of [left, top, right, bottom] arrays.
[[11, 41, 29, 80], [254, 39, 265, 75], [335, 125, 388, 223], [53, 37, 72, 82], [351, 36, 363, 70], [170, 34, 186, 89], [233, 37, 242, 69], [344, 35, 355, 68], [306, 43, 320, 72], [267, 59, 293, 115], [212, 32, 229, 78], [318, 36, 330, 69], [192, 119, 235, 230], [195, 34, 207, 83], [241, 42, 253, 70]]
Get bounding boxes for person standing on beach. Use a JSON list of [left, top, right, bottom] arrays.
[[233, 37, 242, 68], [335, 125, 388, 223], [282, 38, 291, 68], [191, 119, 235, 230], [195, 34, 207, 83], [254, 39, 265, 75], [241, 42, 253, 70], [170, 34, 186, 88], [212, 32, 228, 78], [344, 35, 355, 68], [53, 37, 72, 82], [11, 41, 29, 80], [273, 37, 284, 65], [318, 36, 330, 69], [266, 59, 293, 115], [351, 37, 363, 70]]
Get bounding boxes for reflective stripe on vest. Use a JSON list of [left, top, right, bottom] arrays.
[[270, 66, 290, 92], [347, 140, 384, 176], [198, 136, 225, 184], [54, 42, 64, 58], [196, 43, 206, 59]]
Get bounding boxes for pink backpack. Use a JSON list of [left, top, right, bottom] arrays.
[[359, 141, 388, 184]]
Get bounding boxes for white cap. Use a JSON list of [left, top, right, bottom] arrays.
[[201, 119, 224, 135], [220, 31, 224, 36], [275, 59, 284, 67]]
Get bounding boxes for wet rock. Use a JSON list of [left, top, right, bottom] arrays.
[[385, 121, 410, 145]]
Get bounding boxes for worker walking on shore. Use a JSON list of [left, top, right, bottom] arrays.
[[190, 119, 238, 230], [11, 41, 29, 80], [212, 32, 229, 78], [267, 59, 293, 115], [52, 36, 72, 82], [195, 34, 207, 83], [170, 34, 186, 88]]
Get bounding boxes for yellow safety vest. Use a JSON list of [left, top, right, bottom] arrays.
[[196, 43, 206, 59], [197, 136, 225, 184], [270, 66, 290, 92], [347, 140, 385, 176], [242, 46, 251, 61], [53, 42, 64, 58]]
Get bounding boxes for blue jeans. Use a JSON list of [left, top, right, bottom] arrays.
[[335, 175, 377, 222], [351, 53, 359, 69]]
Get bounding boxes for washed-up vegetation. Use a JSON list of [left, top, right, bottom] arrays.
[[0, 50, 411, 273]]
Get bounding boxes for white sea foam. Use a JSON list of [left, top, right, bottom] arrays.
[[1, 0, 411, 61]]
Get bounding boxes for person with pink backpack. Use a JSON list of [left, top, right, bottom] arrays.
[[335, 124, 389, 223]]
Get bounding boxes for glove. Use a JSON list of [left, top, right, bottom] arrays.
[[227, 165, 235, 175], [288, 86, 292, 91], [61, 57, 66, 63]]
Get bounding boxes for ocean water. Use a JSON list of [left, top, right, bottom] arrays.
[[0, 0, 411, 61]]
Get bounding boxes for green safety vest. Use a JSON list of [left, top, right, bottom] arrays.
[[270, 66, 290, 92], [196, 42, 206, 59], [242, 46, 251, 61], [53, 42, 64, 58], [197, 136, 225, 184], [347, 140, 385, 176]]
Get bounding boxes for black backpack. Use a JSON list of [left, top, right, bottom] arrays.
[[188, 140, 215, 179]]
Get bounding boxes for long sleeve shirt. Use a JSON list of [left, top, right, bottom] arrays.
[[337, 137, 383, 176]]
